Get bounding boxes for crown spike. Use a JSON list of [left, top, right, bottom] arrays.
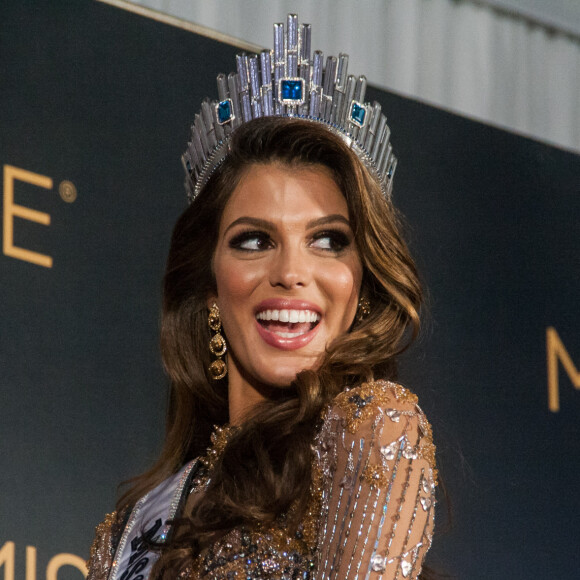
[[370, 116, 387, 160], [260, 50, 274, 117], [287, 14, 298, 78], [236, 54, 249, 90], [359, 101, 377, 147], [312, 50, 323, 87], [322, 56, 338, 121], [309, 55, 322, 116], [379, 142, 392, 176], [376, 128, 391, 180], [184, 141, 197, 176], [287, 14, 298, 52], [341, 75, 357, 127], [249, 56, 262, 119], [182, 149, 193, 178], [212, 105, 225, 142], [273, 24, 284, 115], [194, 115, 210, 158], [300, 23, 311, 64], [331, 54, 349, 124], [336, 54, 349, 90], [387, 157, 397, 183], [217, 74, 228, 102], [191, 126, 205, 165], [226, 73, 241, 130], [236, 54, 252, 122], [274, 23, 284, 61], [355, 75, 367, 102], [201, 100, 218, 149]]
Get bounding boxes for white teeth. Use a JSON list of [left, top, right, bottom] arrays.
[[275, 330, 305, 338], [256, 309, 320, 323]]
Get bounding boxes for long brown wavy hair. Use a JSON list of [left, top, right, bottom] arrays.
[[118, 117, 427, 576]]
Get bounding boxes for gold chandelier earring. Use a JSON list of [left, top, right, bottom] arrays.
[[356, 296, 371, 322], [208, 302, 227, 380]]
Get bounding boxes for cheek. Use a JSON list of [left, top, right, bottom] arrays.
[[323, 260, 363, 314], [214, 257, 261, 304]]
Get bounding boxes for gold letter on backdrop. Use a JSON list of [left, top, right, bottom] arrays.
[[3, 165, 53, 268], [46, 553, 87, 580], [0, 542, 15, 580], [547, 327, 580, 412], [0, 544, 86, 580], [25, 547, 36, 580]]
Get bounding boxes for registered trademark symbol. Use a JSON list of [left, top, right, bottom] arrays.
[[59, 180, 77, 203]]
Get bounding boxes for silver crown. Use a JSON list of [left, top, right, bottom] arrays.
[[182, 14, 397, 203]]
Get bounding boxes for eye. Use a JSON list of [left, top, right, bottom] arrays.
[[228, 230, 273, 252], [310, 230, 352, 253]]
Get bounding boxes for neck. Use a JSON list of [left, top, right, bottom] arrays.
[[228, 381, 266, 427], [226, 356, 268, 426], [226, 354, 296, 425]]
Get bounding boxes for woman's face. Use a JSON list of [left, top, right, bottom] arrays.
[[210, 162, 363, 394]]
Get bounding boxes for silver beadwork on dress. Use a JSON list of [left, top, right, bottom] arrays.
[[182, 14, 398, 203]]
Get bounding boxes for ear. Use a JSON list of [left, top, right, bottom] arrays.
[[206, 293, 218, 310]]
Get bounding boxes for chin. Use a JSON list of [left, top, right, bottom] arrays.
[[263, 369, 305, 388], [259, 360, 318, 388]]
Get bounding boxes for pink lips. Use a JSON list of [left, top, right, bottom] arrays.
[[254, 299, 322, 351]]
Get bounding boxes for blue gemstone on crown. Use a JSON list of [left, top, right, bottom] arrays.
[[350, 101, 367, 127], [216, 99, 234, 125], [280, 78, 305, 104]]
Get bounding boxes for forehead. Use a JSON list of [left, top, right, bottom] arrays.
[[220, 163, 349, 228]]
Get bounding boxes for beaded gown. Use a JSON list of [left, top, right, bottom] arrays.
[[87, 380, 437, 579]]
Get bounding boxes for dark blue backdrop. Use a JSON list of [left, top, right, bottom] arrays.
[[1, 1, 579, 578]]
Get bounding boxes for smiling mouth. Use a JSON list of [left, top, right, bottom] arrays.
[[255, 309, 321, 338]]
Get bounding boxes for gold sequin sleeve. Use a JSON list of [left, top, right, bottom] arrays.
[[313, 380, 437, 579], [86, 512, 117, 580]]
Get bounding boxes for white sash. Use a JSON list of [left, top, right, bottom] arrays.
[[108, 460, 199, 580]]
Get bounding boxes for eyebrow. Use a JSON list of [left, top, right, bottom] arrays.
[[224, 214, 351, 234]]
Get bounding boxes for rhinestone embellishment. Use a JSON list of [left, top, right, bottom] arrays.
[[261, 558, 279, 573], [402, 443, 418, 460], [380, 441, 398, 461], [371, 554, 387, 572]]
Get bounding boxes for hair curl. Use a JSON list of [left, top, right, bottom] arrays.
[[118, 117, 426, 577]]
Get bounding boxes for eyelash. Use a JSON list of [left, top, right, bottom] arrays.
[[311, 230, 351, 252], [228, 230, 272, 251], [228, 229, 352, 253]]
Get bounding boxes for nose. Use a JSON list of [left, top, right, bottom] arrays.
[[268, 245, 311, 289]]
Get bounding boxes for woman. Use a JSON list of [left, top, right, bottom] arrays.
[[88, 15, 437, 580]]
